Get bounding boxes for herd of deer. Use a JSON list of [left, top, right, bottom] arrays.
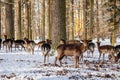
[[0, 35, 120, 68]]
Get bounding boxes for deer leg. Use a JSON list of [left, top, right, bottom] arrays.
[[103, 54, 105, 62], [0, 43, 1, 50], [44, 55, 46, 64], [54, 57, 57, 66], [6, 45, 8, 53], [74, 56, 79, 68], [92, 48, 94, 57], [32, 48, 34, 55], [92, 51, 94, 57], [87, 50, 90, 58], [76, 56, 79, 68], [65, 56, 67, 64], [59, 55, 64, 67], [75, 56, 77, 68], [47, 50, 50, 63], [99, 53, 101, 62], [47, 53, 49, 63], [59, 59, 62, 67], [79, 53, 83, 62]]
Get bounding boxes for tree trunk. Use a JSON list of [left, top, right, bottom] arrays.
[[96, 0, 100, 42], [89, 0, 94, 40], [41, 0, 45, 40], [47, 0, 51, 39], [5, 0, 14, 39], [17, 0, 22, 39], [69, 0, 74, 40], [111, 0, 116, 46], [83, 0, 87, 40], [51, 0, 66, 48]]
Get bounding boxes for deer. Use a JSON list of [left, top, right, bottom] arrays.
[[14, 39, 25, 51], [61, 39, 88, 62], [36, 41, 46, 50], [54, 43, 82, 68], [87, 42, 95, 58], [41, 39, 52, 65], [2, 35, 14, 52], [54, 39, 88, 68], [96, 41, 116, 62], [23, 38, 36, 54], [114, 45, 120, 54]]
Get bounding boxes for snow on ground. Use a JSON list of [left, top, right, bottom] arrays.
[[0, 38, 120, 80]]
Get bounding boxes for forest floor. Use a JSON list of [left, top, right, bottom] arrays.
[[0, 38, 120, 80]]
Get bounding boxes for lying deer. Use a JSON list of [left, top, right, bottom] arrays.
[[54, 43, 82, 68], [41, 39, 51, 64], [96, 41, 116, 62]]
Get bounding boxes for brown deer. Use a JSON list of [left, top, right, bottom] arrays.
[[2, 35, 14, 52], [36, 41, 46, 50], [66, 40, 80, 44], [41, 39, 51, 64], [54, 43, 82, 68], [87, 42, 95, 57], [96, 41, 116, 62], [14, 39, 25, 51], [23, 38, 36, 54], [60, 39, 87, 62]]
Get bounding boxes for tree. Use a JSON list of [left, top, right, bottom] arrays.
[[26, 0, 32, 40], [41, 0, 45, 40], [51, 0, 66, 48], [14, 0, 22, 39], [89, 0, 94, 39], [83, 0, 88, 40], [5, 0, 14, 38], [103, 0, 120, 45], [69, 0, 74, 40], [46, 0, 51, 39], [96, 0, 100, 41]]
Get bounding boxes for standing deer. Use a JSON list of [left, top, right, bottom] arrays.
[[54, 39, 88, 68], [96, 41, 116, 62], [87, 42, 95, 57], [54, 43, 82, 68], [60, 39, 87, 62], [23, 38, 36, 54], [41, 39, 52, 64], [2, 35, 14, 52]]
